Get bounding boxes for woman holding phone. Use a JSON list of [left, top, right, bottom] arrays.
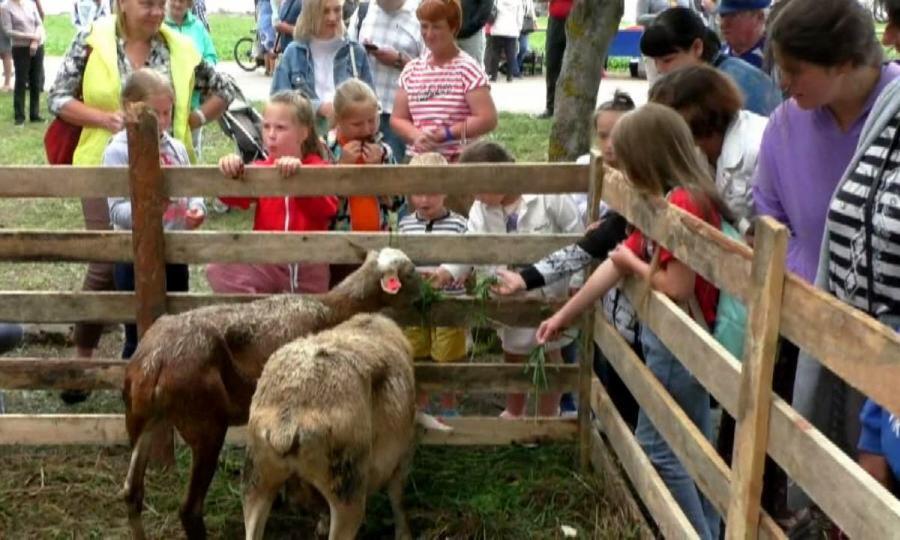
[[348, 0, 424, 161]]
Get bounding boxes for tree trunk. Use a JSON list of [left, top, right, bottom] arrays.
[[548, 0, 624, 162]]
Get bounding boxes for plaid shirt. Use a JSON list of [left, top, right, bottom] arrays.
[[48, 28, 236, 115], [348, 1, 424, 113]]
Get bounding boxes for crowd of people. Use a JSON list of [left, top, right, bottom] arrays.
[[0, 0, 894, 536]]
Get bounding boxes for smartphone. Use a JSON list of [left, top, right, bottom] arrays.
[[363, 42, 379, 52]]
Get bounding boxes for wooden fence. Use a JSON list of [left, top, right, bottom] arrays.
[[0, 108, 897, 537]]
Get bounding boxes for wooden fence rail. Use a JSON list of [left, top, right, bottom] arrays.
[[0, 111, 898, 538]]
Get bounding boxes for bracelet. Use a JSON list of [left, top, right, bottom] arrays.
[[193, 109, 206, 126], [444, 125, 454, 142]]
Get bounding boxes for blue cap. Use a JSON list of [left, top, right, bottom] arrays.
[[718, 0, 771, 15]]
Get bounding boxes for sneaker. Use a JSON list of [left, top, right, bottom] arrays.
[[499, 409, 522, 420], [60, 389, 90, 405], [14, 119, 24, 127], [30, 116, 45, 123]]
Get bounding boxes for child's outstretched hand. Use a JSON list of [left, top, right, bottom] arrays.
[[535, 313, 567, 344], [219, 154, 244, 179], [428, 268, 454, 289], [492, 268, 526, 296], [609, 243, 640, 275], [185, 207, 205, 230], [339, 141, 363, 164], [275, 156, 303, 177]]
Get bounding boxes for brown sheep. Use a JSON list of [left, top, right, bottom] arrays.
[[242, 313, 418, 540], [120, 249, 422, 540]]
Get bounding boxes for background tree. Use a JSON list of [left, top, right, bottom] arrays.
[[548, 0, 625, 161]]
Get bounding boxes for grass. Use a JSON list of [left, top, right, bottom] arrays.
[[0, 90, 635, 536]]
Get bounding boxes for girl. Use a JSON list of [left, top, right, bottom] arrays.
[[0, 0, 45, 125], [536, 104, 732, 540], [105, 69, 206, 360], [207, 91, 338, 294], [326, 78, 404, 285]]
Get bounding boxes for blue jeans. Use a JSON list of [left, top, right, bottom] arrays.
[[516, 33, 530, 74], [635, 328, 719, 540], [380, 112, 406, 163]]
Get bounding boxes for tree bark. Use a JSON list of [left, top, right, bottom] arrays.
[[548, 0, 624, 162]]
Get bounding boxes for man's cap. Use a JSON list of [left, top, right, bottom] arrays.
[[718, 0, 772, 15]]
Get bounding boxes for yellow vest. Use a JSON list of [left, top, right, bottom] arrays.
[[72, 15, 201, 165]]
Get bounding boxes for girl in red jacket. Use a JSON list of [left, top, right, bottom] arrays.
[[207, 91, 338, 294]]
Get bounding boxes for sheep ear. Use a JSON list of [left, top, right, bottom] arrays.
[[380, 271, 402, 295]]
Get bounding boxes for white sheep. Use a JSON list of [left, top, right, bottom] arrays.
[[242, 313, 420, 540]]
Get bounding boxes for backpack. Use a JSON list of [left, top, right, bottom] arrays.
[[688, 221, 748, 361]]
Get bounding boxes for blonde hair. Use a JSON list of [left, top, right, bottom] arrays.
[[269, 90, 326, 159], [408, 152, 448, 166], [295, 0, 345, 41], [611, 103, 733, 224], [333, 79, 380, 120], [121, 68, 175, 105]]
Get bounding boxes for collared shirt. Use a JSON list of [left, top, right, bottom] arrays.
[[348, 0, 424, 114], [723, 35, 766, 71], [716, 109, 767, 232], [712, 52, 781, 116], [752, 62, 900, 282], [48, 27, 236, 115]]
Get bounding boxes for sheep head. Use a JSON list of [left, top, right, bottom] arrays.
[[331, 248, 422, 309]]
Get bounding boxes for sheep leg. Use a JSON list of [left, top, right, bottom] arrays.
[[178, 424, 227, 540], [121, 426, 155, 540], [326, 494, 367, 540], [242, 454, 290, 540], [386, 465, 412, 540]]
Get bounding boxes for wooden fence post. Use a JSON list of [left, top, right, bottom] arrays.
[[126, 104, 174, 468], [578, 150, 604, 470], [724, 217, 788, 538]]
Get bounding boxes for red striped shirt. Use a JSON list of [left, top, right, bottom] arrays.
[[399, 50, 489, 160]]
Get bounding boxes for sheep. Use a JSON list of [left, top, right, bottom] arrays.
[[120, 248, 422, 540], [242, 313, 419, 540]]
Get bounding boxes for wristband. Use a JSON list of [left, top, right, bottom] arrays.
[[444, 125, 454, 142], [193, 109, 206, 126]]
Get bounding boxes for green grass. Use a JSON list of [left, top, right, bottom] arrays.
[[43, 13, 256, 63]]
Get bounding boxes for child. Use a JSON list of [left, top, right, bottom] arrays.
[[105, 69, 206, 359], [432, 141, 585, 419], [207, 90, 338, 294], [326, 79, 405, 286], [858, 398, 900, 494], [536, 103, 732, 540], [400, 153, 468, 418]]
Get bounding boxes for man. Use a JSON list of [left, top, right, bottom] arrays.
[[539, 0, 572, 119], [880, 0, 900, 52], [456, 0, 493, 67], [718, 0, 770, 71], [349, 0, 425, 161]]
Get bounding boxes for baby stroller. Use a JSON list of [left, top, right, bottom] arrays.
[[218, 88, 267, 164], [211, 90, 267, 213]]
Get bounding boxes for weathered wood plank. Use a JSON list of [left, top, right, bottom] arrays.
[[0, 163, 588, 197], [0, 230, 579, 265], [725, 218, 788, 539], [591, 379, 697, 539], [618, 282, 900, 539], [0, 414, 577, 446], [0, 292, 566, 326], [594, 316, 786, 540], [0, 359, 580, 393]]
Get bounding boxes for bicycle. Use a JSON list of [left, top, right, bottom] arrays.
[[234, 29, 264, 72]]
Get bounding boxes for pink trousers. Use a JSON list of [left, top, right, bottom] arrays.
[[206, 263, 330, 294]]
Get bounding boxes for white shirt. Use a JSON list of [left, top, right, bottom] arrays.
[[310, 37, 343, 104], [490, 0, 524, 37], [717, 109, 767, 233], [349, 0, 424, 114]]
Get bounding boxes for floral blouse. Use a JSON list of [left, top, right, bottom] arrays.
[[48, 30, 236, 115]]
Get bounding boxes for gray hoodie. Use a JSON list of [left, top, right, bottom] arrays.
[[103, 130, 206, 231]]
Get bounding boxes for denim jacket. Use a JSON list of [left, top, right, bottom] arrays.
[[271, 37, 375, 112]]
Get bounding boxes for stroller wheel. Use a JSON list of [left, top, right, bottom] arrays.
[[234, 37, 258, 72]]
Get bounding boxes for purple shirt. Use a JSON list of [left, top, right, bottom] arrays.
[[752, 63, 900, 282]]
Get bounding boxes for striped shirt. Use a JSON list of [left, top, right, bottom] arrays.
[[399, 209, 468, 293], [398, 50, 489, 160], [827, 115, 900, 317]]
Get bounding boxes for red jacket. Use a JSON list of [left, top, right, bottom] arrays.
[[548, 0, 573, 19], [220, 154, 339, 232]]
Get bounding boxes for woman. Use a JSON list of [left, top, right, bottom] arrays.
[[256, 0, 277, 75], [390, 0, 497, 162], [486, 0, 523, 82], [47, 2, 234, 402], [1, 0, 44, 126], [753, 0, 900, 523], [639, 6, 780, 116], [271, 0, 373, 127]]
